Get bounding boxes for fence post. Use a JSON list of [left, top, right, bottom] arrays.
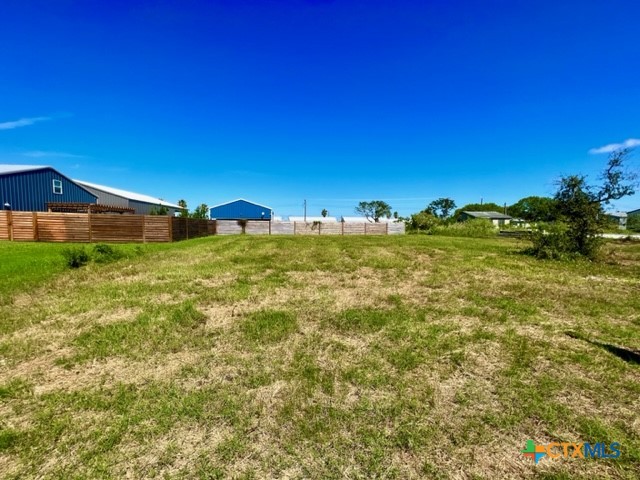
[[341, 221, 344, 235], [7, 210, 13, 241], [294, 221, 297, 235], [168, 216, 173, 242], [142, 215, 147, 243], [88, 210, 93, 243], [269, 220, 271, 235], [32, 212, 39, 241], [318, 222, 321, 236], [185, 217, 189, 240], [364, 222, 368, 235], [386, 222, 389, 235]]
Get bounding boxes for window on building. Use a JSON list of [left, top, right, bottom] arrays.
[[53, 179, 63, 195]]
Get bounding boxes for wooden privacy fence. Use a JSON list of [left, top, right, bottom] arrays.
[[0, 211, 215, 243], [216, 220, 406, 236], [0, 212, 404, 242]]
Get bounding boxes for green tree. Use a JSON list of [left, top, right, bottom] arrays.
[[149, 205, 169, 215], [190, 203, 209, 219], [321, 208, 328, 217], [508, 196, 557, 222], [407, 211, 440, 233], [627, 214, 640, 232], [177, 199, 189, 218], [355, 200, 392, 222], [530, 149, 637, 259], [426, 197, 456, 219]]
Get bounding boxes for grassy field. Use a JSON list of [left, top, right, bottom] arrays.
[[0, 236, 639, 479]]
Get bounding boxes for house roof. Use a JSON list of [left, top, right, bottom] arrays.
[[606, 211, 628, 218], [209, 198, 272, 211], [0, 164, 49, 175], [0, 164, 98, 199], [74, 180, 181, 208], [288, 216, 338, 223], [627, 208, 640, 216], [462, 211, 512, 220]]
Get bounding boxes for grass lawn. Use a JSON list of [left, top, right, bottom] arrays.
[[0, 235, 639, 479]]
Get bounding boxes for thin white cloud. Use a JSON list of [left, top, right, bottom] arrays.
[[589, 138, 640, 154], [0, 116, 51, 130], [22, 150, 86, 159]]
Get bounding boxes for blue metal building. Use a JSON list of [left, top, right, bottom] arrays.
[[0, 165, 97, 212], [209, 198, 272, 220]]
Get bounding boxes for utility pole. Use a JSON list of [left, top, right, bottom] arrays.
[[304, 199, 307, 222]]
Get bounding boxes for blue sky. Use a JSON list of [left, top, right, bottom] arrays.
[[1, 0, 639, 217]]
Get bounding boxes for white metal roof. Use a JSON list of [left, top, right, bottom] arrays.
[[209, 198, 273, 210], [0, 164, 48, 175], [606, 211, 628, 218], [462, 211, 512, 219], [288, 216, 338, 223], [74, 179, 181, 208]]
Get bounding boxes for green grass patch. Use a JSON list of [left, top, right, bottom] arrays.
[[0, 235, 638, 478]]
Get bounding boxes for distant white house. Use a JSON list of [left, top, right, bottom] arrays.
[[459, 211, 512, 226], [341, 216, 401, 223], [605, 211, 627, 230], [74, 180, 181, 215], [288, 216, 338, 223]]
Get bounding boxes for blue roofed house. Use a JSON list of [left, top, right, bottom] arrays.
[[209, 199, 272, 220], [0, 165, 97, 211]]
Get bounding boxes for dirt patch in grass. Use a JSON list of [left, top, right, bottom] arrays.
[[114, 423, 231, 479]]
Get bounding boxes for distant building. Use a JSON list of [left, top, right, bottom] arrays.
[[0, 164, 97, 212], [459, 211, 512, 226], [209, 198, 272, 220], [605, 211, 627, 230], [288, 216, 338, 223], [627, 208, 640, 217], [74, 180, 180, 215]]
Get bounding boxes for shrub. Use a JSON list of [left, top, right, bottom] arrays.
[[62, 247, 90, 268], [92, 244, 124, 263], [407, 211, 441, 234], [432, 218, 497, 238], [526, 222, 602, 261]]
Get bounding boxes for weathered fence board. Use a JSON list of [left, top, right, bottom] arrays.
[[365, 223, 387, 235], [319, 222, 342, 235], [343, 223, 366, 235], [294, 222, 321, 235], [171, 218, 215, 241], [91, 214, 144, 242], [216, 220, 243, 235], [36, 213, 90, 242], [270, 222, 294, 235], [12, 212, 36, 241], [245, 221, 270, 235], [0, 211, 9, 240], [144, 216, 172, 242], [388, 222, 406, 235]]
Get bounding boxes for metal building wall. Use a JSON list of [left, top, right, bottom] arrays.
[[210, 200, 272, 220], [79, 185, 130, 208], [0, 169, 97, 212], [129, 200, 178, 216]]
